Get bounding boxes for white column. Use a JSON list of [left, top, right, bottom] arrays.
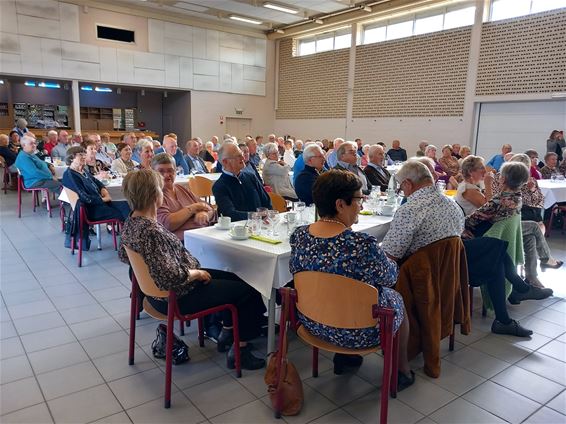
[[345, 23, 358, 140], [71, 80, 81, 132]]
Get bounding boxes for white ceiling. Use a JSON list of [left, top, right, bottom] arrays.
[[100, 0, 362, 31]]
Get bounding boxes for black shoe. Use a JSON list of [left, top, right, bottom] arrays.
[[397, 370, 415, 392], [204, 324, 222, 343], [333, 353, 364, 375], [508, 286, 553, 304], [491, 319, 533, 337], [227, 345, 265, 370], [217, 328, 234, 353]]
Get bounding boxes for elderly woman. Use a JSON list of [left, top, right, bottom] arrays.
[[62, 146, 130, 222], [438, 144, 460, 178], [262, 142, 298, 200], [540, 152, 559, 179], [289, 170, 414, 388], [458, 145, 472, 166], [425, 145, 458, 189], [83, 140, 110, 178], [360, 144, 370, 168], [152, 153, 216, 240], [524, 149, 542, 180], [201, 141, 216, 162], [14, 135, 60, 192], [134, 139, 154, 170], [119, 169, 266, 370], [455, 156, 493, 216], [111, 143, 138, 176]]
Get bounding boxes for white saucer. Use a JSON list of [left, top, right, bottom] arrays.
[[229, 232, 249, 240], [214, 223, 230, 230]]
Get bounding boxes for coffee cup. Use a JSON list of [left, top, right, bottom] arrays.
[[286, 211, 298, 224], [218, 216, 231, 229], [382, 205, 395, 216], [232, 225, 248, 238]]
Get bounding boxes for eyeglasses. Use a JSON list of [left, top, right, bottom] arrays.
[[225, 154, 244, 160], [351, 196, 366, 205]]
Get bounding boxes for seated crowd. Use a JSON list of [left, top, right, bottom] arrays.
[[4, 124, 566, 391]]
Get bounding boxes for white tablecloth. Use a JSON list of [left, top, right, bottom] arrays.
[[538, 180, 566, 209], [183, 214, 393, 300]]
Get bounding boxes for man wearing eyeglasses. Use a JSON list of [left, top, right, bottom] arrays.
[[334, 141, 372, 195], [295, 144, 326, 205], [14, 135, 61, 193], [212, 142, 271, 221]]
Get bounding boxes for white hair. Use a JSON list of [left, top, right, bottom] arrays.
[[47, 130, 57, 138], [263, 142, 279, 158], [424, 144, 437, 155], [395, 160, 433, 184], [20, 134, 36, 147], [302, 144, 323, 163], [217, 141, 237, 162], [368, 144, 384, 158], [336, 141, 356, 161]]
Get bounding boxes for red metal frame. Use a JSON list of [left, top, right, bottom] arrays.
[[128, 274, 242, 409], [70, 204, 119, 267], [17, 174, 55, 218], [546, 204, 566, 237]]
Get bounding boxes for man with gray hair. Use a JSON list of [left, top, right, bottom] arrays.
[[15, 135, 60, 193], [382, 160, 464, 261], [326, 137, 344, 168], [163, 134, 189, 175], [334, 141, 372, 195], [295, 144, 326, 205], [44, 130, 58, 156], [12, 118, 29, 138], [51, 130, 69, 160], [364, 144, 391, 191]]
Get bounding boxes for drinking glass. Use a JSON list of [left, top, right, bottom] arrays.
[[268, 210, 280, 237], [249, 212, 262, 236], [294, 201, 306, 223]]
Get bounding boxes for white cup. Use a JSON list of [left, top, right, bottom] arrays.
[[232, 225, 247, 238], [218, 216, 231, 229], [382, 205, 395, 216], [286, 211, 298, 224]]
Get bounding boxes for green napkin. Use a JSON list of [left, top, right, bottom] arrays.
[[249, 235, 282, 244]]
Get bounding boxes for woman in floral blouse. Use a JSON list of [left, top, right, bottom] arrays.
[[289, 170, 414, 390], [119, 170, 266, 370]]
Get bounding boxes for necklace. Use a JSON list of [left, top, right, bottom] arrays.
[[318, 218, 346, 227]]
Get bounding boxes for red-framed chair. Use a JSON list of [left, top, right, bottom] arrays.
[[125, 247, 242, 408], [286, 271, 399, 424], [546, 204, 566, 237], [70, 201, 120, 267], [17, 172, 58, 218]]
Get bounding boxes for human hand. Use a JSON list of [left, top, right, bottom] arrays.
[[194, 211, 209, 226], [191, 269, 211, 283]]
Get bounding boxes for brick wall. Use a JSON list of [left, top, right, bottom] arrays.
[[276, 38, 349, 119]]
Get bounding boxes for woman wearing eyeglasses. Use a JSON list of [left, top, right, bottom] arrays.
[[289, 169, 414, 389]]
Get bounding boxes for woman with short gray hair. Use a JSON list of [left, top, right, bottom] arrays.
[[134, 139, 154, 170], [262, 142, 297, 200], [455, 156, 493, 216]]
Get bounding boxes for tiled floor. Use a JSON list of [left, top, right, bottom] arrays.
[[1, 191, 566, 424]]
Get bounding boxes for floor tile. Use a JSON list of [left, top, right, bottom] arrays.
[[463, 380, 540, 423], [470, 333, 533, 363], [516, 352, 566, 385], [2, 288, 48, 307], [537, 339, 566, 362], [27, 341, 90, 375], [42, 283, 87, 298], [0, 376, 45, 415], [1, 320, 18, 339], [126, 392, 205, 424], [36, 361, 104, 400], [90, 286, 131, 303], [519, 316, 566, 338], [70, 316, 123, 340], [47, 384, 123, 424], [286, 346, 334, 381], [50, 293, 98, 310], [0, 402, 53, 424], [308, 408, 361, 424], [524, 406, 566, 423], [396, 375, 457, 416], [304, 369, 376, 407], [20, 326, 76, 353], [443, 346, 510, 378], [157, 351, 227, 390], [531, 308, 566, 326], [184, 374, 256, 418], [547, 390, 566, 415], [343, 390, 423, 424], [108, 368, 173, 410], [59, 303, 110, 324], [93, 347, 157, 382], [0, 336, 24, 360], [0, 355, 34, 384], [491, 365, 565, 404], [209, 399, 280, 424], [80, 331, 130, 359], [12, 311, 66, 336], [91, 411, 133, 424], [416, 359, 485, 396], [429, 398, 506, 423], [261, 385, 336, 424]]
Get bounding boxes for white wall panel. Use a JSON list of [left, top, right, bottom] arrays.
[[99, 47, 118, 82], [164, 55, 180, 87], [193, 59, 218, 76], [0, 52, 21, 73], [219, 62, 231, 92], [61, 41, 99, 63], [254, 39, 267, 67], [219, 47, 243, 64], [163, 38, 192, 58], [0, 33, 20, 54], [62, 59, 100, 81], [194, 74, 219, 91], [16, 0, 59, 20], [206, 30, 219, 61], [192, 27, 206, 59], [243, 36, 256, 66], [19, 35, 43, 75], [41, 38, 62, 77], [231, 63, 243, 93], [243, 80, 265, 96], [179, 57, 193, 89], [0, 1, 18, 34], [134, 68, 165, 86], [243, 65, 265, 82], [117, 50, 135, 84], [58, 3, 79, 42], [133, 51, 164, 70], [17, 15, 60, 39], [219, 32, 243, 50], [164, 22, 192, 41], [148, 19, 164, 53]]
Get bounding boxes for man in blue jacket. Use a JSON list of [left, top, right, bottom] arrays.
[[212, 142, 271, 221], [14, 135, 60, 192]]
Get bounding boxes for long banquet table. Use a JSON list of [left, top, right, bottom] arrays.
[[538, 179, 566, 209], [184, 213, 393, 352]]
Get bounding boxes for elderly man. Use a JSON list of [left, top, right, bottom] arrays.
[[246, 137, 261, 167], [88, 133, 112, 166], [212, 143, 271, 220], [326, 138, 344, 168], [44, 130, 58, 156], [12, 118, 29, 138], [416, 141, 428, 157], [334, 141, 372, 195], [294, 139, 303, 158], [276, 136, 285, 157], [184, 139, 208, 174], [295, 144, 326, 205], [50, 130, 69, 159], [387, 139, 407, 162], [451, 143, 462, 159], [238, 143, 262, 183], [15, 135, 60, 192], [486, 143, 512, 172], [363, 144, 391, 191], [382, 160, 464, 261], [267, 134, 276, 144], [71, 132, 83, 146], [163, 134, 189, 175]]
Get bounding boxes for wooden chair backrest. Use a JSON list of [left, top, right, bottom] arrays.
[[188, 175, 213, 198], [269, 192, 287, 213], [294, 271, 378, 329], [124, 246, 169, 298], [62, 187, 80, 211]]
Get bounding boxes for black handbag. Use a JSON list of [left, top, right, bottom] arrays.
[[151, 323, 190, 365]]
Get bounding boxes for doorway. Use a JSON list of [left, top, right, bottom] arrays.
[[226, 117, 252, 141]]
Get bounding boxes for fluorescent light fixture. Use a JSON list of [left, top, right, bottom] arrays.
[[551, 92, 566, 98], [263, 2, 298, 14], [314, 18, 324, 24], [24, 81, 36, 87], [361, 5, 372, 12], [229, 15, 262, 25], [81, 86, 93, 91], [95, 86, 112, 93], [38, 82, 61, 89], [0, 80, 4, 85]]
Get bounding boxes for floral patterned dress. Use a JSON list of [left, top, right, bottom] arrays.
[[289, 226, 404, 349], [462, 191, 522, 239]]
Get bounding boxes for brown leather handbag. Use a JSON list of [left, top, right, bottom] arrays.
[[264, 288, 304, 417]]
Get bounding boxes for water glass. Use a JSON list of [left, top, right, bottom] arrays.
[[268, 210, 280, 237], [294, 201, 306, 223], [436, 181, 446, 193], [248, 212, 262, 236]]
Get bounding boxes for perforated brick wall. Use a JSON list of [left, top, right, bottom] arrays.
[[276, 38, 349, 119], [476, 8, 566, 96]]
